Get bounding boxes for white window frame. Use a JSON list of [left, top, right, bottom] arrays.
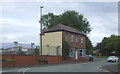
[[76, 35, 78, 43], [71, 34, 74, 42], [81, 37, 84, 43], [69, 48, 74, 57]]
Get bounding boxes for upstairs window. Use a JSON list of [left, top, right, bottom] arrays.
[[76, 35, 78, 43], [65, 34, 68, 42], [81, 37, 84, 43], [70, 34, 74, 42]]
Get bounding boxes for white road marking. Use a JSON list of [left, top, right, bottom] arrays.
[[17, 68, 25, 72], [96, 66, 111, 72], [17, 68, 30, 73], [23, 68, 30, 74]]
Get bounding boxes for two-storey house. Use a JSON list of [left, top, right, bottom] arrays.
[[40, 24, 86, 60]]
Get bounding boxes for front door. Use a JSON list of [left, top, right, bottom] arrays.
[[75, 49, 78, 60]]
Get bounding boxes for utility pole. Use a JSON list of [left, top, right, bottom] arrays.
[[39, 6, 43, 55]]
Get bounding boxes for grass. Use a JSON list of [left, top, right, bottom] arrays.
[[94, 56, 108, 58], [113, 64, 120, 68], [94, 56, 120, 59]]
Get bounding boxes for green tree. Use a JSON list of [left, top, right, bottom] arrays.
[[34, 47, 39, 55], [42, 10, 91, 34], [86, 37, 93, 55], [96, 35, 120, 56]]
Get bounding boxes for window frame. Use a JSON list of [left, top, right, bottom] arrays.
[[65, 33, 68, 42], [76, 35, 78, 43], [70, 34, 74, 42], [69, 48, 74, 57], [81, 37, 84, 44]]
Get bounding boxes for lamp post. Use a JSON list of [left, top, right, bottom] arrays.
[[39, 6, 43, 55]]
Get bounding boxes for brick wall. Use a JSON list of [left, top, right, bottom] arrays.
[[2, 55, 63, 67], [62, 31, 86, 49], [2, 55, 87, 67]]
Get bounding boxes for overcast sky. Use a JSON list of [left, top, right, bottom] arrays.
[[0, 1, 118, 46]]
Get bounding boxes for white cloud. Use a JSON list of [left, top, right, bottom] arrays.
[[0, 18, 40, 45], [0, 2, 118, 46]]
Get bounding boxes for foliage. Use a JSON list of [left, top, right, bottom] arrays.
[[34, 47, 39, 55], [62, 41, 70, 58], [96, 35, 120, 56], [86, 37, 93, 54], [42, 10, 91, 34], [17, 48, 26, 55], [0, 58, 15, 62]]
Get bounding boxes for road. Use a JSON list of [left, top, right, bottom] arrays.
[[2, 57, 119, 74]]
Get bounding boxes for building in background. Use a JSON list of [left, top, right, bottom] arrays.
[[40, 24, 86, 60], [1, 42, 37, 55]]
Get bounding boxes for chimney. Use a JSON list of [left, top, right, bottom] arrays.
[[14, 41, 18, 47]]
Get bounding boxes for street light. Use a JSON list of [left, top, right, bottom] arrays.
[[39, 6, 43, 55]]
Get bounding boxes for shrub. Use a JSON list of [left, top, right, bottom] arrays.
[[1, 59, 15, 62], [37, 58, 48, 63]]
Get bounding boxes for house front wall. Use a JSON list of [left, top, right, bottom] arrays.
[[40, 31, 62, 56], [62, 31, 86, 59]]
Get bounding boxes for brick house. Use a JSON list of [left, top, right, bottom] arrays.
[[40, 24, 86, 60]]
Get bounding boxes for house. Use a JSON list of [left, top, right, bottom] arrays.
[[40, 24, 86, 60]]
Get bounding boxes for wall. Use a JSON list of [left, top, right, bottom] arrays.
[[41, 31, 62, 56], [62, 31, 86, 49], [62, 31, 86, 58], [2, 55, 87, 67], [2, 55, 62, 67]]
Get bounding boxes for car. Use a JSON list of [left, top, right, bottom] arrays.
[[86, 55, 93, 61], [107, 56, 119, 62]]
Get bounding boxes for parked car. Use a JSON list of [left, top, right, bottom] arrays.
[[86, 55, 93, 61], [107, 56, 119, 62]]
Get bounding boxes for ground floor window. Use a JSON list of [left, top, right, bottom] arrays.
[[69, 48, 74, 57], [79, 50, 82, 56]]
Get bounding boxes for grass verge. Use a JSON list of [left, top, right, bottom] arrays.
[[113, 64, 120, 68]]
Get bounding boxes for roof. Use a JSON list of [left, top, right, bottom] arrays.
[[43, 24, 85, 35]]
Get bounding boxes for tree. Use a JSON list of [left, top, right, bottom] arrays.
[[42, 10, 91, 34], [96, 35, 120, 56], [34, 47, 39, 55], [86, 37, 93, 55]]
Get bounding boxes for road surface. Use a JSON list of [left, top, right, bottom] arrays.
[[2, 57, 119, 73]]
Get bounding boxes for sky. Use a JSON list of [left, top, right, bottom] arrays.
[[0, 0, 119, 46]]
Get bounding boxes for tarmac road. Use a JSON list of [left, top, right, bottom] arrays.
[[2, 57, 119, 74]]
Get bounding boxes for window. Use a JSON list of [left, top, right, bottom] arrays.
[[79, 50, 82, 56], [65, 34, 68, 42], [69, 48, 74, 57], [81, 37, 84, 43], [71, 34, 74, 42], [76, 35, 78, 43]]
